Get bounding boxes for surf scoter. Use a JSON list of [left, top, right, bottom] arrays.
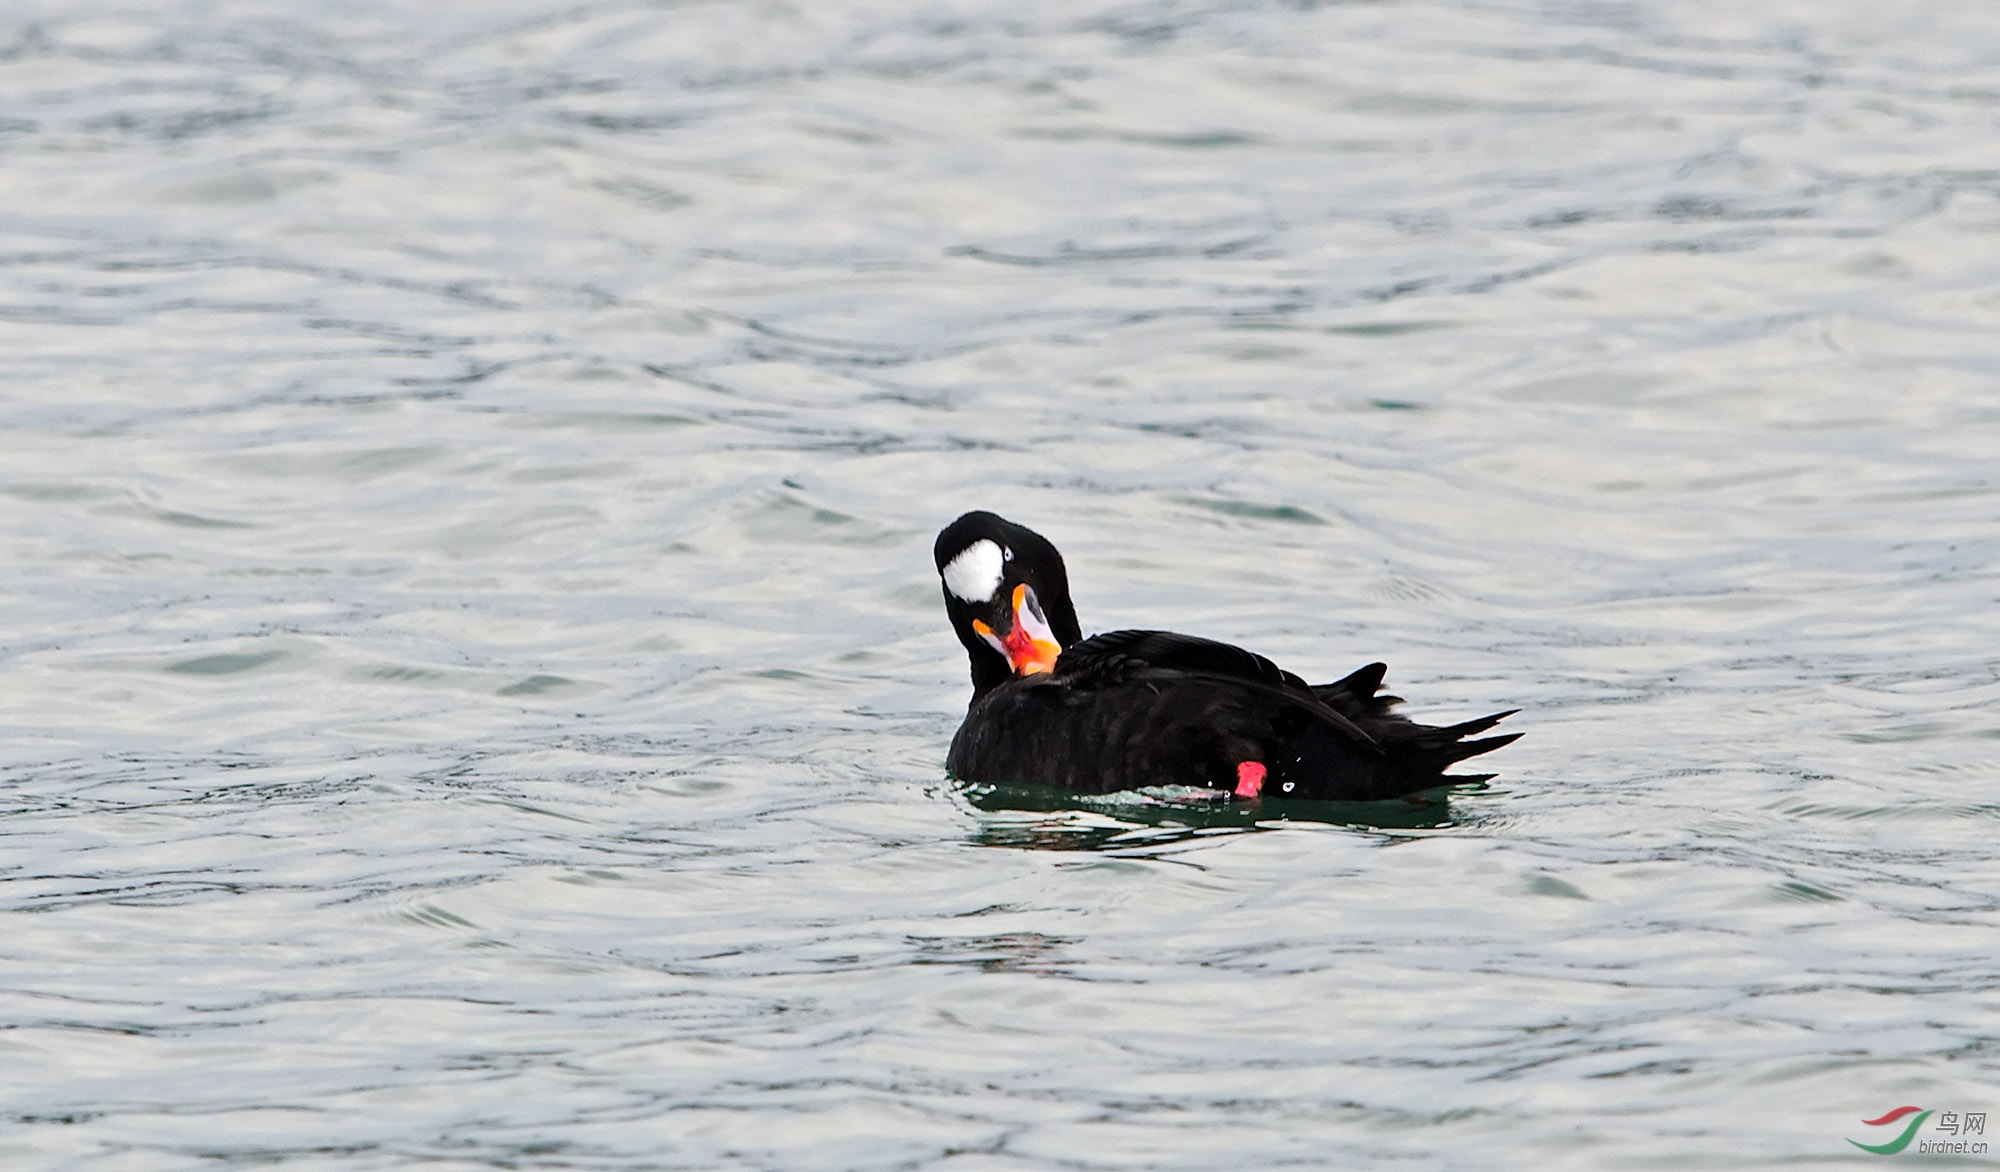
[[935, 510, 1518, 801]]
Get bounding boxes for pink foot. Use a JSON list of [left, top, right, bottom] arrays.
[[1233, 760, 1267, 799]]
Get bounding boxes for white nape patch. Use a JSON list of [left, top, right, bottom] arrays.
[[942, 539, 1005, 603]]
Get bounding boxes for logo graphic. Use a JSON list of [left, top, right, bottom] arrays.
[[1848, 1107, 1987, 1156], [1849, 1107, 1931, 1155]]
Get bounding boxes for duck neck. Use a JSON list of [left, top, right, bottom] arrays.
[[967, 647, 1014, 698]]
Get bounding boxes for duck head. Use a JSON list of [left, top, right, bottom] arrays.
[[934, 511, 1083, 694]]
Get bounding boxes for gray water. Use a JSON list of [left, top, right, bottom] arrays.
[[3, 1, 1998, 1167]]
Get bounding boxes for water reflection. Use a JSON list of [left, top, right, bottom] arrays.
[[906, 931, 1075, 975], [960, 781, 1464, 850]]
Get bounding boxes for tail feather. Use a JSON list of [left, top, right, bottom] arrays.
[[1414, 710, 1521, 747], [1327, 661, 1387, 696], [1312, 662, 1408, 727], [1307, 664, 1520, 798], [1383, 717, 1520, 797], [1430, 729, 1521, 766]]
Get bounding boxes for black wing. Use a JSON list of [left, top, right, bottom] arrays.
[[1056, 629, 1306, 689], [1056, 629, 1379, 749]]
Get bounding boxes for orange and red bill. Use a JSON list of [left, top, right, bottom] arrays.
[[972, 583, 1061, 676]]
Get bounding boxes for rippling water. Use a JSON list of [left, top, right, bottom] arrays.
[[4, 1, 1998, 1167]]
